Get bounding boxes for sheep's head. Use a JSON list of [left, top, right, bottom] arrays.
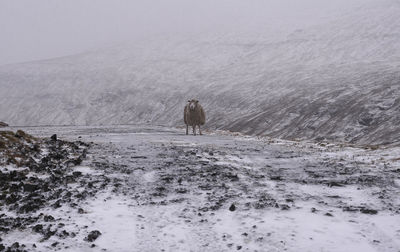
[[188, 99, 199, 111]]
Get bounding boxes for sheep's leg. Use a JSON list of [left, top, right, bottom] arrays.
[[193, 125, 196, 136], [198, 125, 202, 135], [186, 125, 188, 135]]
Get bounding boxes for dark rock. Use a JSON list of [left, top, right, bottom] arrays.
[[23, 183, 40, 192], [175, 188, 187, 194], [14, 130, 27, 138], [42, 226, 57, 241], [72, 171, 82, 177], [51, 242, 58, 247], [52, 200, 62, 209], [326, 181, 343, 187], [85, 230, 102, 242], [229, 204, 236, 211], [280, 204, 290, 210], [360, 208, 378, 215], [342, 206, 358, 212], [5, 194, 19, 205], [59, 230, 70, 239], [44, 215, 55, 222], [269, 176, 282, 181], [199, 207, 209, 212], [325, 213, 333, 217], [0, 122, 8, 127], [10, 242, 20, 249], [32, 224, 43, 233], [0, 244, 4, 251], [237, 245, 242, 250], [225, 173, 239, 181], [51, 134, 57, 141], [72, 157, 83, 166], [359, 116, 373, 126], [19, 200, 43, 213]]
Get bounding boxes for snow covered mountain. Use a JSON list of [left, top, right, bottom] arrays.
[[0, 0, 399, 145]]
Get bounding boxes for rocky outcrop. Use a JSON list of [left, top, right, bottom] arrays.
[[0, 130, 94, 250]]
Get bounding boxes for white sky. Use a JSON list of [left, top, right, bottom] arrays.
[[0, 0, 371, 66]]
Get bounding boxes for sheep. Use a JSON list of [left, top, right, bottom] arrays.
[[184, 99, 206, 136]]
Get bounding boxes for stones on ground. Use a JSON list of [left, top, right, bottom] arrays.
[[360, 208, 378, 215], [343, 206, 378, 214], [51, 134, 57, 141], [73, 171, 82, 177], [44, 215, 55, 222], [175, 188, 187, 194], [269, 176, 282, 181], [326, 181, 343, 187], [0, 130, 94, 245], [280, 204, 290, 210], [229, 203, 236, 211], [85, 230, 102, 242], [32, 224, 43, 233], [22, 183, 39, 192]]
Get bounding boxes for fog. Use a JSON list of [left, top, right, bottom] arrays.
[[0, 0, 373, 66]]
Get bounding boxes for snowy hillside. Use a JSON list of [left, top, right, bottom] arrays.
[[1, 0, 400, 145]]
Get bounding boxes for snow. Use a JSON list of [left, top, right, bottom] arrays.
[[1, 125, 399, 251], [1, 0, 400, 145], [73, 166, 101, 175], [68, 192, 139, 252]]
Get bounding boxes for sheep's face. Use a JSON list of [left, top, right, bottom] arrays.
[[188, 99, 199, 111]]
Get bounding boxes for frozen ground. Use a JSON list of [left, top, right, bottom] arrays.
[[1, 125, 400, 252]]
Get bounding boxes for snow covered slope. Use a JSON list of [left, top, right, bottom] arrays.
[[0, 0, 400, 145]]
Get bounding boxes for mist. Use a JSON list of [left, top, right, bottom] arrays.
[[0, 0, 374, 66], [1, 1, 400, 250]]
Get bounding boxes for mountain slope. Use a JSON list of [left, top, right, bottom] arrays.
[[1, 0, 400, 145]]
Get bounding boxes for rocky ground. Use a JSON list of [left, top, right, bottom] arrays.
[[0, 125, 400, 251]]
